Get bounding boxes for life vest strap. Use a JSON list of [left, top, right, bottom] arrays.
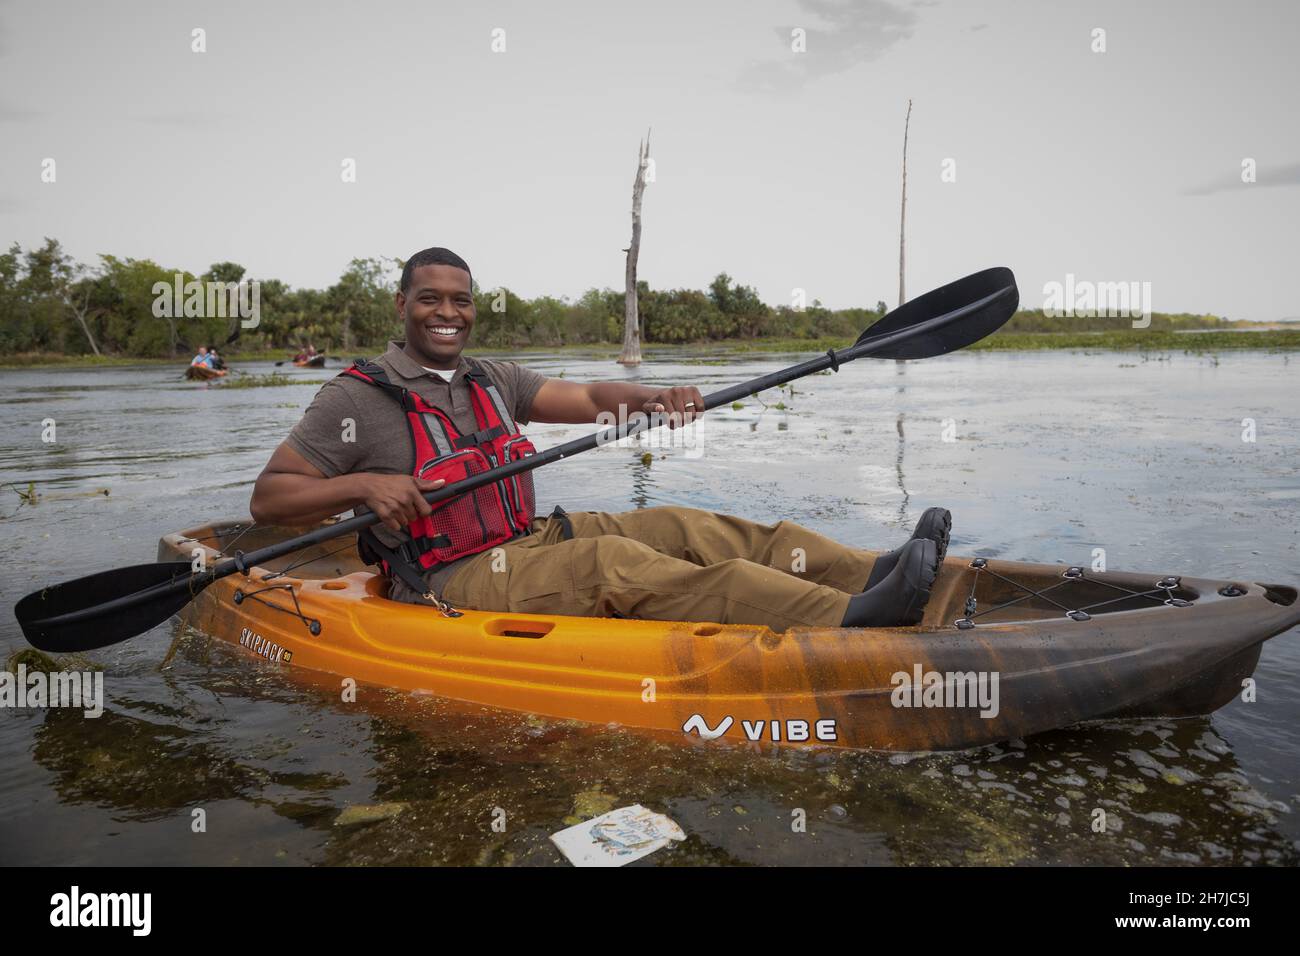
[[466, 364, 517, 431], [358, 528, 438, 600], [452, 424, 508, 450]]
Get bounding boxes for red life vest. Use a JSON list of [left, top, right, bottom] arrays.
[[342, 360, 537, 573]]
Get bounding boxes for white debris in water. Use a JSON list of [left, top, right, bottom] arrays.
[[549, 805, 685, 867]]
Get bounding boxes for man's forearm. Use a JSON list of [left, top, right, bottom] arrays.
[[585, 382, 662, 417], [530, 378, 705, 426], [250, 471, 369, 526]]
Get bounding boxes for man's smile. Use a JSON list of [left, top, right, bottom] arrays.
[[424, 324, 464, 344]]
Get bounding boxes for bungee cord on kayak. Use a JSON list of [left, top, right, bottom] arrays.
[[953, 558, 1198, 629], [232, 581, 321, 636], [258, 542, 357, 583], [184, 521, 356, 583]]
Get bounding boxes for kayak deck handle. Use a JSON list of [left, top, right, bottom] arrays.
[[1259, 584, 1298, 607], [483, 619, 554, 639]]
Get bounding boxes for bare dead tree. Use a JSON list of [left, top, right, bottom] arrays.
[[619, 130, 651, 366], [63, 280, 102, 357], [898, 99, 912, 308]]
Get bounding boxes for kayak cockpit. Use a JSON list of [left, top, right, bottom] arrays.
[[160, 520, 1246, 632]]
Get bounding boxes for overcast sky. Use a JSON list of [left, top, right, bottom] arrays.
[[2, 0, 1298, 320]]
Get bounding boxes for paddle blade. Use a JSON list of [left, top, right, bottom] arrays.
[[855, 267, 1018, 359], [15, 562, 206, 652]]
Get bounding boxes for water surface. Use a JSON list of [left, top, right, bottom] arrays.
[[1, 350, 1296, 865]]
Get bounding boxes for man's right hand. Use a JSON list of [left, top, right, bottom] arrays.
[[358, 474, 446, 531]]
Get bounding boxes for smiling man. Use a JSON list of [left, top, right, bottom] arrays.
[[250, 246, 946, 630]]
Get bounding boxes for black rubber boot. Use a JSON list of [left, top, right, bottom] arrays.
[[863, 506, 951, 591], [841, 538, 939, 627]]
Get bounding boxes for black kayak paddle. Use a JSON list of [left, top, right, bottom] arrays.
[[15, 266, 1018, 652]]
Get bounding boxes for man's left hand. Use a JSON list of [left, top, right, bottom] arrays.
[[642, 386, 704, 428]]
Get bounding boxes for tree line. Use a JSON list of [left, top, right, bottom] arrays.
[[0, 238, 1230, 359]]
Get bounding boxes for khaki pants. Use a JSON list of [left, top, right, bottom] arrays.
[[438, 506, 880, 631]]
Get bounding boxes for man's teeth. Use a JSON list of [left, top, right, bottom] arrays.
[[430, 327, 459, 335]]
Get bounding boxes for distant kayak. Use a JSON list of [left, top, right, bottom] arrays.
[[185, 365, 228, 381], [293, 355, 326, 368]]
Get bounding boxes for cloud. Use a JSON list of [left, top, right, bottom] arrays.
[[1183, 161, 1300, 195], [735, 0, 918, 95]]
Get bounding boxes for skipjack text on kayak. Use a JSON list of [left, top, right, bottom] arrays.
[[240, 627, 292, 664]]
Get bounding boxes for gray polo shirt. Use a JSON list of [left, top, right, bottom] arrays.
[[286, 340, 547, 600]]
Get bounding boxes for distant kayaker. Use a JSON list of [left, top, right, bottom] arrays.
[[190, 347, 212, 368], [250, 246, 945, 630], [207, 346, 226, 371]]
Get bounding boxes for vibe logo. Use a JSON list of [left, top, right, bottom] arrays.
[[682, 714, 838, 742], [682, 714, 733, 739], [49, 886, 151, 936]]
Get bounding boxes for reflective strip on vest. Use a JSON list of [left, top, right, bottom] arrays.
[[420, 414, 454, 457], [481, 382, 516, 431]]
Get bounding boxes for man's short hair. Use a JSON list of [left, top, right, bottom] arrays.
[[400, 247, 472, 292]]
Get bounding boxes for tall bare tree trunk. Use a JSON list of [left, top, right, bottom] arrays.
[[898, 99, 912, 308], [619, 131, 651, 366], [66, 287, 102, 356]]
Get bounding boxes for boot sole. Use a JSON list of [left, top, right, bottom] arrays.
[[913, 507, 952, 567], [898, 538, 940, 626], [864, 508, 952, 592]]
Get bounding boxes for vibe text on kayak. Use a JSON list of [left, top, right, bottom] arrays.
[[891, 665, 1000, 719], [682, 714, 838, 742]]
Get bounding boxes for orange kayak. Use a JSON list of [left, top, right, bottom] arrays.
[[158, 520, 1300, 751]]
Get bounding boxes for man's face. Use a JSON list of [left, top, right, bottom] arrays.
[[397, 264, 475, 368]]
